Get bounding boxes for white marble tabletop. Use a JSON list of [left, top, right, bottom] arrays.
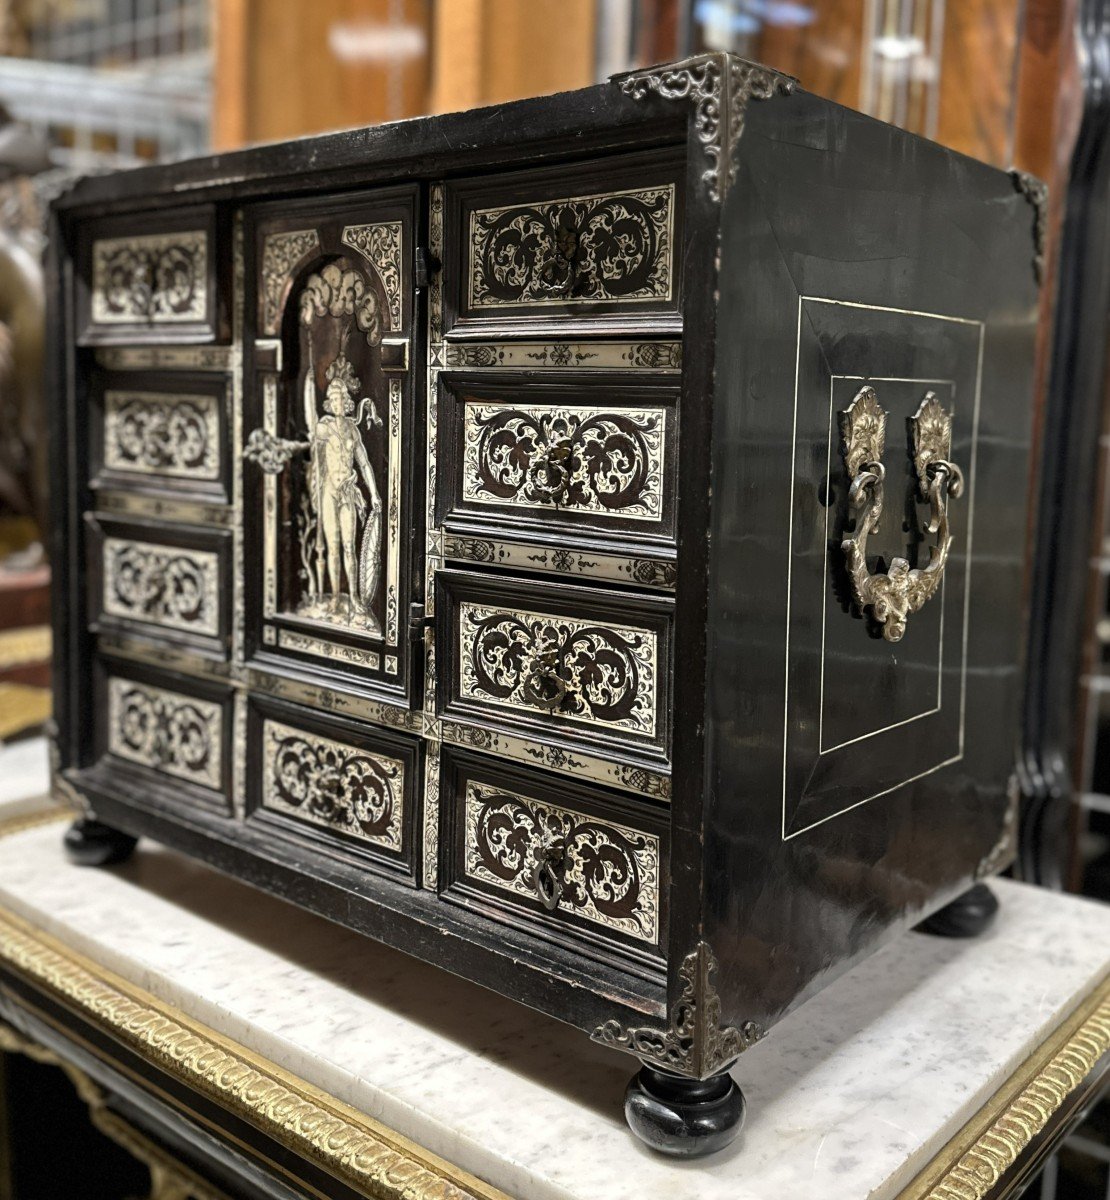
[[0, 739, 1107, 1200]]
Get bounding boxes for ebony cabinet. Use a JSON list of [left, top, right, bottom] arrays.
[[48, 53, 1041, 1156]]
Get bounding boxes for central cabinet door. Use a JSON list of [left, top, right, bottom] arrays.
[[241, 188, 422, 705]]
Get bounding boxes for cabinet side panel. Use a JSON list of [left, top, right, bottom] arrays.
[[706, 90, 1039, 1035]]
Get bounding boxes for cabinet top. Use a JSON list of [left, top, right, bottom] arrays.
[[53, 53, 802, 216]]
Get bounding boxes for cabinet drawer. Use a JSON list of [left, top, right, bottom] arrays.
[[440, 748, 667, 969], [443, 151, 684, 337], [88, 515, 230, 655], [245, 694, 421, 882], [437, 374, 678, 552], [77, 205, 224, 345], [91, 369, 229, 503], [436, 569, 671, 766], [95, 659, 232, 816]]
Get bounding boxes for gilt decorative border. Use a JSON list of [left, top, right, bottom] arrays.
[[0, 1018, 234, 1200], [896, 979, 1110, 1200], [0, 872, 510, 1200]]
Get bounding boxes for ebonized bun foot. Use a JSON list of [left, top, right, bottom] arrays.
[[624, 1064, 745, 1157], [915, 882, 999, 938], [64, 818, 137, 867]]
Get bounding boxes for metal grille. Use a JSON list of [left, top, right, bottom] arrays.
[[23, 0, 208, 67], [0, 0, 211, 174]]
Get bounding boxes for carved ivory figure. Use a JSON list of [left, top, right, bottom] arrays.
[[306, 353, 382, 620]]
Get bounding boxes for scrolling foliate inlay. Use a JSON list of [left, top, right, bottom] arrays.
[[593, 942, 764, 1077], [463, 403, 666, 520], [438, 341, 682, 371], [464, 782, 659, 942], [0, 1022, 235, 1200], [262, 719, 403, 851], [459, 603, 658, 735], [104, 390, 220, 480], [92, 230, 208, 324], [617, 54, 795, 202], [442, 534, 676, 590], [0, 910, 504, 1200], [108, 677, 222, 789], [469, 185, 674, 308], [342, 222, 404, 331], [260, 228, 320, 334], [102, 537, 220, 636]]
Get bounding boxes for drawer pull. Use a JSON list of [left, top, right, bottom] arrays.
[[530, 834, 567, 911], [522, 651, 572, 712], [526, 439, 573, 503], [537, 212, 581, 297], [840, 388, 964, 643]]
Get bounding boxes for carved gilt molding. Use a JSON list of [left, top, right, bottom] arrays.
[[0, 905, 510, 1200], [0, 1020, 232, 1200], [897, 982, 1110, 1200], [616, 54, 796, 202], [592, 942, 763, 1077]]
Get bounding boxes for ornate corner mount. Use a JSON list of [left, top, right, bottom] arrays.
[[591, 941, 763, 1078], [46, 718, 88, 815], [976, 773, 1020, 880], [1009, 168, 1048, 286], [615, 54, 796, 203]]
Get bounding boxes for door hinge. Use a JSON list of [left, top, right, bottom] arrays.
[[415, 246, 431, 292], [409, 601, 433, 641]]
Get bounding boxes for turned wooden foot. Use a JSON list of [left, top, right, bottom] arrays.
[[915, 882, 999, 938], [64, 818, 137, 867], [623, 1064, 745, 1157]]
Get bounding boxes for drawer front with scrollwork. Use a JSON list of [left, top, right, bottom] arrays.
[[87, 515, 231, 656], [245, 694, 421, 881], [91, 369, 230, 503], [77, 205, 223, 345], [95, 660, 232, 815], [435, 569, 672, 767], [436, 375, 678, 554], [443, 151, 685, 336], [440, 748, 667, 971]]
